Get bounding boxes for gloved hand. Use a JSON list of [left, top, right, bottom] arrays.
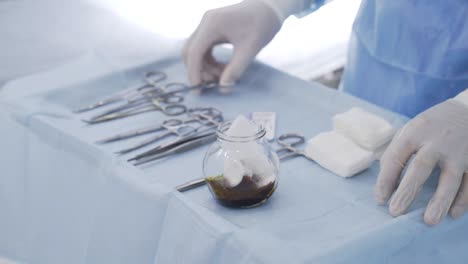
[[183, 0, 284, 90], [375, 96, 468, 225]]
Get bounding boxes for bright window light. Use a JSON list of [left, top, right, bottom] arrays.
[[94, 0, 240, 39], [93, 0, 361, 79]]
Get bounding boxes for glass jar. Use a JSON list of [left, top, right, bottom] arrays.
[[203, 120, 280, 208]]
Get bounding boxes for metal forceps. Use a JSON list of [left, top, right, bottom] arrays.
[[153, 81, 218, 99], [82, 94, 187, 124], [275, 133, 313, 161], [74, 71, 168, 113], [128, 110, 223, 165], [96, 118, 185, 144], [175, 133, 312, 192], [131, 129, 218, 166], [116, 119, 207, 155], [95, 107, 223, 144]]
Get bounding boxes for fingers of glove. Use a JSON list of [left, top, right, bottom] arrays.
[[189, 68, 217, 95], [202, 71, 217, 83], [219, 42, 259, 87], [375, 128, 418, 205], [182, 33, 195, 66], [185, 24, 219, 86], [190, 53, 224, 95], [424, 165, 464, 225], [205, 53, 225, 77], [450, 172, 468, 219], [183, 28, 203, 71], [388, 147, 438, 216], [203, 53, 224, 82]]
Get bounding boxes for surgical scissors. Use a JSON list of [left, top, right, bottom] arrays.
[[175, 133, 312, 192], [74, 71, 168, 113], [82, 94, 187, 124]]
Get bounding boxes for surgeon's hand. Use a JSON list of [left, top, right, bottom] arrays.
[[375, 98, 468, 225], [183, 0, 282, 90]]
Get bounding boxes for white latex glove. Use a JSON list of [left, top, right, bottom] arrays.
[[375, 95, 468, 225], [183, 0, 290, 90]]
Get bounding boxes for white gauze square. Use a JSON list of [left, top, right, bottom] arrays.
[[222, 115, 275, 188], [333, 107, 395, 151], [305, 131, 373, 178]]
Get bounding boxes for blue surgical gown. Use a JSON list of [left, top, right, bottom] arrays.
[[340, 0, 468, 117]]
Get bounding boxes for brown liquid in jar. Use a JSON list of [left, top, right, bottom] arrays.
[[206, 175, 276, 208]]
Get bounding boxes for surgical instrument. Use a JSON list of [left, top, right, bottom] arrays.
[[156, 81, 218, 98], [175, 133, 311, 192], [85, 93, 183, 120], [275, 133, 313, 161], [116, 120, 206, 155], [82, 95, 187, 124], [95, 107, 223, 143], [132, 131, 218, 166], [128, 124, 219, 163], [96, 119, 186, 144], [115, 109, 224, 154], [74, 71, 167, 113], [128, 112, 222, 164]]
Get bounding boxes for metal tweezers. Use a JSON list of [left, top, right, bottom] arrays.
[[130, 130, 217, 166]]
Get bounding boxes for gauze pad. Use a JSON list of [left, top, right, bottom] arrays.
[[333, 107, 395, 151], [454, 89, 468, 107], [305, 131, 373, 178], [222, 115, 275, 187]]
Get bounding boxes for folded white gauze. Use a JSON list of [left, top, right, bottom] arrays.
[[454, 88, 468, 107], [305, 131, 374, 178], [333, 107, 395, 151], [222, 115, 276, 187]]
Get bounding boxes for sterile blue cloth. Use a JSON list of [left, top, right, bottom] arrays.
[[342, 0, 468, 117], [1, 52, 467, 264]]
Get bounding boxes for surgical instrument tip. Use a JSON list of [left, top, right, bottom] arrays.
[[176, 178, 206, 192], [96, 137, 126, 144], [81, 119, 93, 124], [95, 139, 112, 144], [114, 150, 128, 155], [73, 108, 88, 114], [81, 118, 106, 125]]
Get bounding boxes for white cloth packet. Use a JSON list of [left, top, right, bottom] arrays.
[[333, 107, 395, 151], [305, 131, 374, 178]]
